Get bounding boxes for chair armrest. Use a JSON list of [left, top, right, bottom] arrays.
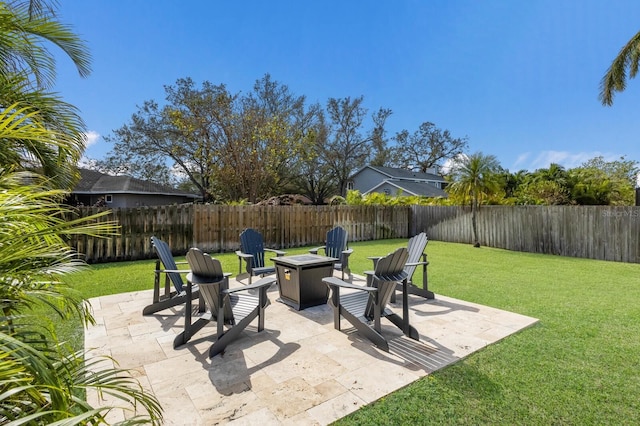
[[308, 246, 325, 255], [188, 272, 231, 284], [265, 248, 286, 256], [235, 251, 254, 260], [367, 256, 381, 267], [224, 276, 276, 294], [341, 249, 353, 268], [405, 261, 428, 267], [157, 269, 191, 274], [323, 276, 377, 293]]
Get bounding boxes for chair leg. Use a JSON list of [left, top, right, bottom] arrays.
[[198, 291, 206, 313], [209, 306, 263, 358], [142, 288, 200, 316], [328, 286, 341, 330], [338, 305, 389, 352], [257, 287, 268, 331], [373, 295, 381, 333], [164, 274, 172, 299], [153, 267, 161, 303], [173, 285, 208, 348], [385, 312, 420, 340], [173, 318, 209, 348], [386, 280, 420, 341]]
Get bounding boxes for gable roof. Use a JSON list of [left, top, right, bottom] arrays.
[[353, 165, 446, 182], [366, 179, 448, 198], [73, 169, 200, 199]]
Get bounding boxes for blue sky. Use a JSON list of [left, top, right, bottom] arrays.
[[53, 0, 640, 173]]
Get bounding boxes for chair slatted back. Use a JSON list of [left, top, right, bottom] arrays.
[[324, 226, 348, 259], [151, 236, 184, 293], [240, 228, 267, 269], [365, 247, 409, 319], [405, 232, 428, 279], [186, 248, 233, 320]]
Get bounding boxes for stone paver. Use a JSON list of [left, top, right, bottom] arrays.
[[85, 274, 538, 425]]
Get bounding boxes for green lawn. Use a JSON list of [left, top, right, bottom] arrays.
[[63, 240, 640, 424]]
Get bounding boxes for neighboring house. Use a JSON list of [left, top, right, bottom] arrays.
[[69, 169, 201, 208], [348, 165, 448, 198]]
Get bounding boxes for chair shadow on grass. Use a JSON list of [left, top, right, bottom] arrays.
[[183, 327, 300, 396]]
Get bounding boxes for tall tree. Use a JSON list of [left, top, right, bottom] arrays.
[[99, 79, 236, 202], [369, 108, 393, 167], [101, 75, 313, 203], [292, 113, 337, 204], [322, 96, 389, 196], [221, 74, 311, 202], [600, 29, 640, 105], [392, 121, 468, 173], [446, 152, 501, 247]]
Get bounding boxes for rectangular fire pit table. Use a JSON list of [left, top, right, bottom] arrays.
[[271, 254, 337, 310]]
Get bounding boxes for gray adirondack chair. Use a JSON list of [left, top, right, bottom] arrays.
[[236, 228, 286, 284], [323, 247, 420, 351], [143, 236, 202, 315], [174, 248, 275, 358], [402, 232, 433, 299], [369, 232, 434, 302], [309, 226, 353, 281]]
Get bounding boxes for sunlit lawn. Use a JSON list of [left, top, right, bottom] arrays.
[[63, 239, 640, 424]]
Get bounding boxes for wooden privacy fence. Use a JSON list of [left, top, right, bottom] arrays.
[[71, 204, 640, 264], [71, 204, 410, 263], [412, 205, 640, 263]]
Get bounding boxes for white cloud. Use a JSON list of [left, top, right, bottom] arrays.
[[84, 130, 100, 148], [439, 153, 467, 175], [77, 157, 97, 169], [512, 152, 530, 169]]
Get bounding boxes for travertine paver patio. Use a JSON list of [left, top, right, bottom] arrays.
[[85, 273, 538, 425]]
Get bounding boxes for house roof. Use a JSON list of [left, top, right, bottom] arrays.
[[366, 179, 448, 198], [73, 169, 201, 199], [357, 165, 445, 182]]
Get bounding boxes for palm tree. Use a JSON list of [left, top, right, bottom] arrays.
[[447, 152, 501, 247], [599, 29, 640, 106], [0, 0, 91, 189], [0, 169, 163, 424], [0, 2, 163, 423]]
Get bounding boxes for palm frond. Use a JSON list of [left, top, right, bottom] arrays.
[[0, 2, 90, 89], [599, 29, 640, 106]]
